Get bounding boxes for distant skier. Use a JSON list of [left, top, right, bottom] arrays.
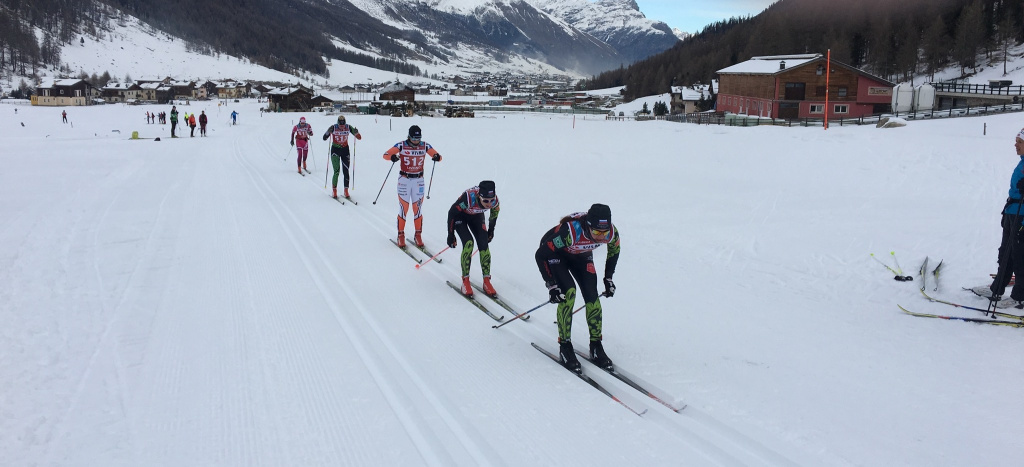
[[989, 127, 1024, 309], [198, 111, 208, 136], [322, 115, 361, 199], [383, 125, 441, 247], [188, 112, 197, 137], [231, 110, 238, 125], [447, 181, 500, 297], [291, 116, 313, 174], [535, 203, 620, 373], [62, 110, 67, 123], [170, 106, 178, 137]]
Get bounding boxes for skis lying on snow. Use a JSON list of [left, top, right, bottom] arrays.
[[391, 239, 420, 263], [531, 343, 646, 416], [898, 304, 1024, 328], [574, 348, 686, 412], [446, 281, 503, 322], [918, 289, 1024, 322], [471, 283, 528, 320]]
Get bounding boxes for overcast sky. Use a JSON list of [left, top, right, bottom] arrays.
[[632, 0, 778, 34]]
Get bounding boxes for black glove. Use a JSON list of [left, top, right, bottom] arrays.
[[431, 154, 441, 162], [447, 232, 457, 249], [290, 140, 294, 146], [548, 284, 566, 303], [603, 278, 616, 297], [322, 134, 328, 141], [390, 154, 399, 162], [487, 229, 494, 242]]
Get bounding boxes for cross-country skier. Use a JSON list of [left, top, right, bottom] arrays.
[[535, 203, 620, 373], [383, 125, 441, 247], [291, 116, 313, 174], [231, 110, 238, 125], [989, 127, 1024, 309], [447, 181, 500, 297], [322, 115, 361, 199], [170, 106, 178, 137], [198, 111, 207, 136]]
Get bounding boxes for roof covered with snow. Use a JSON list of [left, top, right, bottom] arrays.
[[717, 54, 822, 75]]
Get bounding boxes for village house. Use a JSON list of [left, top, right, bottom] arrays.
[[716, 54, 894, 120], [196, 81, 218, 100], [166, 80, 196, 101], [671, 83, 714, 114], [33, 79, 94, 106], [378, 82, 415, 102], [101, 82, 142, 103], [217, 81, 251, 99], [266, 85, 313, 111]]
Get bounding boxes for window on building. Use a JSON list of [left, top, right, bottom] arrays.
[[784, 82, 806, 100], [816, 65, 824, 75], [834, 104, 849, 114], [838, 86, 848, 98], [60, 89, 65, 95], [810, 104, 824, 114]]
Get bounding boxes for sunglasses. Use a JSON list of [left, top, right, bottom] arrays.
[[589, 227, 612, 242], [480, 196, 496, 207]]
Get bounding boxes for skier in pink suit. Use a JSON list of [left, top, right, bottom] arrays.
[[290, 117, 313, 174]]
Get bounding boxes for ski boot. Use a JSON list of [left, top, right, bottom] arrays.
[[414, 230, 424, 247], [298, 167, 303, 174], [481, 276, 497, 298], [396, 232, 406, 248], [461, 276, 473, 297], [559, 341, 581, 373], [589, 340, 614, 371], [344, 187, 350, 198], [332, 187, 338, 199]]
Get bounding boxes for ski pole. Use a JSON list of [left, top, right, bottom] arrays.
[[414, 246, 450, 269], [372, 161, 396, 205], [570, 292, 610, 315], [324, 144, 331, 188], [426, 159, 436, 199], [870, 253, 911, 281], [890, 251, 905, 276], [309, 143, 316, 172], [351, 140, 356, 190], [492, 301, 550, 329]]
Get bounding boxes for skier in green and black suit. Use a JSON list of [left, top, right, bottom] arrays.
[[446, 181, 500, 298], [535, 203, 619, 373]]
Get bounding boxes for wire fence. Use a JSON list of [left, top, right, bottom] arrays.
[[659, 101, 1024, 127]]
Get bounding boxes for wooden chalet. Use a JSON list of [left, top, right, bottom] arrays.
[[33, 79, 94, 106], [101, 82, 142, 103], [379, 82, 415, 102], [266, 85, 313, 111], [716, 54, 894, 120]]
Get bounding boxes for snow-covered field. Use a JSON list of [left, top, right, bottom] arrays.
[[2, 100, 1023, 466]]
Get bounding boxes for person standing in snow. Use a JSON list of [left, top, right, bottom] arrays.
[[198, 111, 208, 136], [188, 112, 197, 137], [535, 203, 620, 373], [231, 110, 238, 125], [383, 125, 441, 248], [62, 110, 67, 123], [170, 106, 179, 137], [447, 181, 500, 297], [322, 115, 361, 199], [989, 128, 1024, 309], [291, 116, 313, 174]]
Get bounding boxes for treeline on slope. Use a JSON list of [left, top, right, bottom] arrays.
[[587, 0, 1023, 101], [0, 0, 424, 82]]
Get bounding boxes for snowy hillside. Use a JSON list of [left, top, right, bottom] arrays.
[[1, 99, 1023, 466]]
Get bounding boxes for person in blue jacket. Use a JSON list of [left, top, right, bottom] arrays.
[[230, 110, 238, 125], [989, 127, 1024, 309]]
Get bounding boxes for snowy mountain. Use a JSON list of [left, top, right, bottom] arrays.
[[533, 0, 679, 65]]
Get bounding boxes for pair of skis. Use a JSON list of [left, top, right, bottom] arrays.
[[898, 256, 1024, 327], [531, 342, 686, 416]]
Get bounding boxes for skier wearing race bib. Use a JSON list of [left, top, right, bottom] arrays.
[[291, 116, 313, 174], [322, 115, 361, 199], [535, 203, 620, 373], [447, 181, 500, 297], [383, 125, 441, 248]]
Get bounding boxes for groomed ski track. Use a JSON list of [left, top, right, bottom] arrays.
[[243, 120, 809, 466]]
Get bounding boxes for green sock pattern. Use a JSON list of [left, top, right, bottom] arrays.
[[586, 300, 603, 341], [461, 239, 475, 277], [556, 287, 577, 342], [480, 249, 491, 277], [331, 153, 341, 187]]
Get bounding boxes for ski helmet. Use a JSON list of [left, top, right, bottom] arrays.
[[586, 203, 612, 231], [337, 115, 346, 125], [478, 180, 496, 199], [408, 125, 422, 141], [299, 117, 306, 123]]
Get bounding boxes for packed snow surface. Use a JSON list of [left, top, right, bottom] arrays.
[[1, 100, 1023, 466]]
